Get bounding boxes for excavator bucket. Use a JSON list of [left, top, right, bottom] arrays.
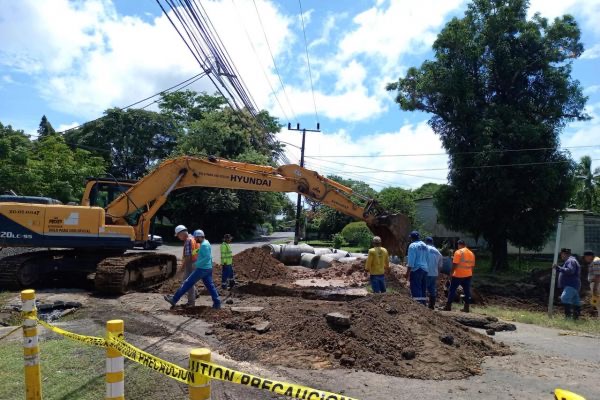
[[367, 213, 411, 258]]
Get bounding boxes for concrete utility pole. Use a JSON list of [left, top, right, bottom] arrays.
[[547, 215, 564, 317], [287, 122, 320, 245]]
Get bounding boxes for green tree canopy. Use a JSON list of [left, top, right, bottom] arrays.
[[376, 187, 416, 223], [413, 183, 442, 199], [37, 115, 56, 138], [573, 155, 600, 212], [387, 0, 587, 270]]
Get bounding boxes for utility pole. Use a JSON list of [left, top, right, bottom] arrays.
[[548, 215, 564, 317], [288, 122, 320, 245]]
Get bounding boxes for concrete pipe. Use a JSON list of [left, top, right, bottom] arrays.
[[337, 257, 359, 263], [262, 244, 282, 260], [300, 253, 319, 269], [313, 248, 334, 256], [315, 253, 347, 269], [279, 244, 315, 265]]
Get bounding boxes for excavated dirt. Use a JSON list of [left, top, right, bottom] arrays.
[[173, 294, 511, 380]]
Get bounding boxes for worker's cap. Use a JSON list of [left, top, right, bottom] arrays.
[[425, 237, 434, 244], [193, 229, 205, 238], [372, 236, 382, 243], [223, 234, 233, 240], [457, 239, 466, 245], [409, 231, 420, 240], [560, 248, 571, 254], [174, 225, 187, 236], [583, 249, 595, 256]]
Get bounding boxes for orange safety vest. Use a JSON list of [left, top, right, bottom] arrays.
[[183, 237, 199, 262], [452, 247, 475, 278]]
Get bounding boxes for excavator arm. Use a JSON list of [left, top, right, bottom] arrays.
[[103, 156, 409, 256]]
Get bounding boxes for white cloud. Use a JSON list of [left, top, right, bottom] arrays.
[[581, 43, 600, 60], [56, 122, 81, 133], [2, 74, 14, 84], [0, 0, 295, 120], [278, 121, 448, 190], [584, 85, 600, 95], [528, 0, 600, 34]]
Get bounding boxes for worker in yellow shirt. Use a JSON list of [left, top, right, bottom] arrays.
[[365, 236, 390, 293], [444, 239, 475, 312]]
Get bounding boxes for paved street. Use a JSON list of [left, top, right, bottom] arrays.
[[155, 231, 294, 263]]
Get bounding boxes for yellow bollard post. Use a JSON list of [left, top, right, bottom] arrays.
[[21, 289, 42, 400], [189, 348, 211, 400], [106, 320, 125, 400]]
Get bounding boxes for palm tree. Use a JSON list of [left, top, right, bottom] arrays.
[[574, 155, 600, 211]]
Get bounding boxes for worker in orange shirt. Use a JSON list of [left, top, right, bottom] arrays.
[[444, 239, 475, 312]]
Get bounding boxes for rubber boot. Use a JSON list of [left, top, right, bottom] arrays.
[[573, 305, 581, 321], [443, 302, 452, 311], [428, 296, 436, 310], [461, 302, 470, 313], [564, 304, 572, 319]]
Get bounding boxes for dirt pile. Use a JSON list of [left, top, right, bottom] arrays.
[[179, 294, 510, 380]]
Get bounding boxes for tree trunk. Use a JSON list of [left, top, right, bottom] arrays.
[[490, 236, 509, 273]]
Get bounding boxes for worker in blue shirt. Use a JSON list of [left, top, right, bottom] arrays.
[[406, 231, 429, 305], [164, 229, 221, 309], [425, 237, 443, 309]]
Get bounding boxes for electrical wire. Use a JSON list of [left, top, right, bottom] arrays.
[[251, 0, 298, 122], [305, 144, 600, 158], [230, 0, 290, 123], [298, 0, 319, 124]]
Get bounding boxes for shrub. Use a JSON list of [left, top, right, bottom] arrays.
[[341, 221, 373, 246], [332, 233, 345, 249]]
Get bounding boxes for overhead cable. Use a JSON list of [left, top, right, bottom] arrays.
[[298, 0, 319, 124]]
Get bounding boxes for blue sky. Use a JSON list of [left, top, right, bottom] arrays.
[[1, 0, 599, 189]]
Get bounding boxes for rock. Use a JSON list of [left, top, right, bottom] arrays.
[[440, 335, 455, 346], [340, 356, 355, 367], [401, 349, 416, 360], [205, 330, 214, 336], [326, 312, 351, 327], [60, 308, 77, 318], [486, 329, 496, 336], [385, 306, 398, 315], [485, 322, 517, 332], [225, 299, 234, 305], [253, 321, 272, 334], [231, 306, 264, 314]]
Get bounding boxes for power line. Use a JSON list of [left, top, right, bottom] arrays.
[[298, 0, 319, 124], [251, 0, 298, 122], [305, 144, 600, 158], [57, 72, 207, 135], [230, 0, 290, 123]]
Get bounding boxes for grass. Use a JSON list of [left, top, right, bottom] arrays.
[[475, 305, 600, 335], [0, 336, 182, 399]]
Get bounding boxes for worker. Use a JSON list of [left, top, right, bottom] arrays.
[[583, 250, 600, 317], [365, 236, 390, 293], [444, 239, 475, 312], [554, 248, 582, 319], [220, 233, 235, 290], [406, 231, 428, 305], [164, 229, 221, 309], [173, 225, 197, 307], [424, 237, 443, 310]]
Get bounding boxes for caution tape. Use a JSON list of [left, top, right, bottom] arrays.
[[0, 325, 21, 341], [25, 315, 358, 400], [189, 359, 359, 400]]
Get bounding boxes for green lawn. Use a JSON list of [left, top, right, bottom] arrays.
[[475, 305, 600, 335], [0, 337, 182, 399]]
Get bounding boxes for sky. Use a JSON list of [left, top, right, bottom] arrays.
[[0, 0, 599, 191]]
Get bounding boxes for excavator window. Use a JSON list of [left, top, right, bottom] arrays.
[[88, 181, 132, 208]]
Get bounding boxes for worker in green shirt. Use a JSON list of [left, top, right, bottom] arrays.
[[220, 234, 235, 289]]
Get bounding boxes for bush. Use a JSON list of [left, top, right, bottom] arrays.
[[332, 233, 345, 249], [341, 221, 373, 246], [262, 222, 274, 235]]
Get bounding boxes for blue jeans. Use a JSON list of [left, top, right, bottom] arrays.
[[370, 274, 386, 293], [410, 268, 428, 305], [221, 264, 234, 289], [448, 276, 472, 304], [560, 286, 581, 306], [426, 275, 438, 298], [173, 268, 220, 307]]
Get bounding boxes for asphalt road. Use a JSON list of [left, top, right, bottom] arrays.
[[155, 231, 294, 263]]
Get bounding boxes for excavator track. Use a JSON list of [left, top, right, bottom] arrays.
[[0, 249, 177, 295], [94, 252, 177, 295]]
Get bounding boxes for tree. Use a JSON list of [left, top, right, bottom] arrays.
[[37, 115, 55, 138], [573, 155, 600, 211], [387, 0, 587, 271], [376, 187, 416, 223], [64, 108, 180, 179], [413, 183, 442, 199]]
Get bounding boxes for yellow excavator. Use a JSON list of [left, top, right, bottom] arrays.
[[0, 156, 409, 294]]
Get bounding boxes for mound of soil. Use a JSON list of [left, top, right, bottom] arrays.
[[179, 294, 510, 380]]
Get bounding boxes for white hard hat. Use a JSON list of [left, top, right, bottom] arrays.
[[174, 225, 187, 236], [193, 229, 205, 238]]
